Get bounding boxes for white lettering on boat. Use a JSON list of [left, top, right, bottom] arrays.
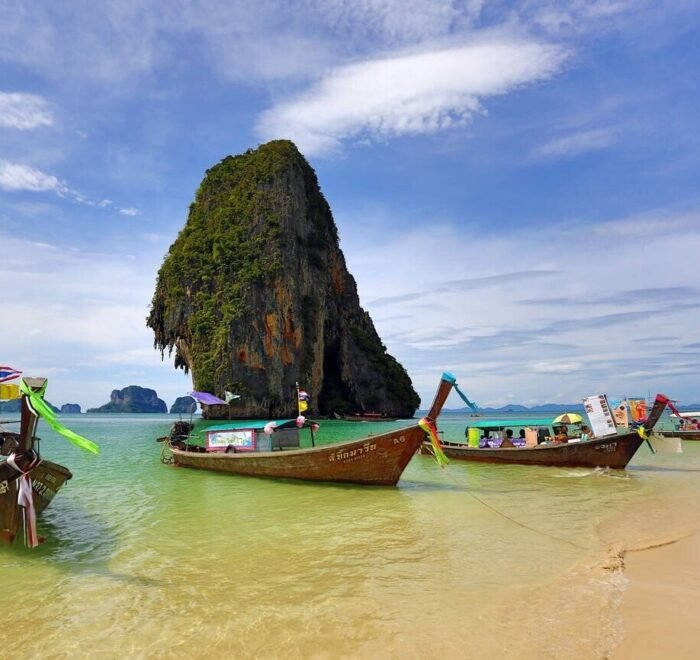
[[328, 441, 378, 463], [0, 480, 7, 495], [32, 480, 57, 501], [595, 442, 618, 453]]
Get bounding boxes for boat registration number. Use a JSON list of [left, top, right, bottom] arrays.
[[594, 442, 617, 453]]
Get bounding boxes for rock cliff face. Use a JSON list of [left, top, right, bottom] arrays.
[[88, 386, 167, 413], [170, 396, 197, 414], [60, 403, 81, 414], [147, 140, 419, 419]]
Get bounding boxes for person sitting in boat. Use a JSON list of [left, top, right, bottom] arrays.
[[553, 426, 569, 444], [480, 430, 491, 448], [580, 425, 594, 442], [500, 429, 516, 448]]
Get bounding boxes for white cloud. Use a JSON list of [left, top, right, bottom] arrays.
[[532, 127, 616, 160], [0, 92, 53, 130], [0, 161, 130, 211], [308, 0, 473, 44], [0, 161, 65, 192], [339, 207, 700, 407], [257, 35, 569, 155], [0, 0, 682, 93], [0, 2, 475, 87], [525, 0, 639, 34]]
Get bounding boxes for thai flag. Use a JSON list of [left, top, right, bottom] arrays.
[[0, 366, 22, 383], [298, 390, 310, 401]]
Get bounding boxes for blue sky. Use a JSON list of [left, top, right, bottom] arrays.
[[1, 1, 699, 411]]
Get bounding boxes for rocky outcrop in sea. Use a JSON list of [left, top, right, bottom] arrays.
[[0, 400, 59, 413], [60, 403, 82, 414], [147, 140, 419, 419], [87, 386, 167, 413], [170, 396, 197, 414]]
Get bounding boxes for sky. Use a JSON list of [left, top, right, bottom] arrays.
[[1, 1, 699, 411]]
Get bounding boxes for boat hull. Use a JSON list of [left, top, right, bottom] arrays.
[[0, 458, 73, 543], [658, 430, 700, 441], [423, 433, 645, 469], [170, 424, 426, 486]]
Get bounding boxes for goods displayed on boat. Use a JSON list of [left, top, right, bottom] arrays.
[[0, 369, 99, 546], [158, 372, 457, 486]]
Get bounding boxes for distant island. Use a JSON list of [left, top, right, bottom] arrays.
[[60, 403, 81, 414], [170, 396, 197, 414], [87, 385, 167, 413], [444, 401, 700, 414], [0, 400, 59, 413], [466, 403, 587, 413]]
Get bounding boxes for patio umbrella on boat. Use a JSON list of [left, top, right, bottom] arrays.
[[552, 413, 583, 425]]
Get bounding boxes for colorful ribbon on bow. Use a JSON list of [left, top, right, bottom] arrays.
[[419, 417, 449, 468], [19, 378, 99, 454]]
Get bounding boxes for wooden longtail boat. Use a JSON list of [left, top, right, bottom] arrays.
[[0, 378, 72, 545], [657, 411, 700, 441], [422, 393, 674, 470], [1, 376, 98, 546], [657, 430, 700, 441], [161, 372, 456, 486]]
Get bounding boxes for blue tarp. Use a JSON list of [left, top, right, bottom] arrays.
[[466, 417, 555, 430]]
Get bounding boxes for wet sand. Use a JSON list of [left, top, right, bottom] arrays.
[[614, 530, 700, 659]]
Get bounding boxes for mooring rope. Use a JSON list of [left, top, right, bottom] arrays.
[[465, 487, 590, 551], [423, 443, 591, 551], [160, 440, 175, 465]]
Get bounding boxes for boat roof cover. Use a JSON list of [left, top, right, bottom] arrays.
[[190, 391, 227, 405], [466, 417, 556, 429], [205, 419, 317, 432]]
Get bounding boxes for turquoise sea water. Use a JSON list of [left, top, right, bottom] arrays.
[[1, 412, 698, 658]]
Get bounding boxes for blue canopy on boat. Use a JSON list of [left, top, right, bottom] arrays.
[[466, 417, 555, 430]]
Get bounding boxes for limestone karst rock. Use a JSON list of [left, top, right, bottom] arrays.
[[170, 396, 197, 415], [87, 386, 167, 413], [147, 140, 419, 419]]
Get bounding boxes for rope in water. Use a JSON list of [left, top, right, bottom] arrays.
[[160, 439, 175, 465], [423, 443, 591, 551], [465, 487, 590, 551]]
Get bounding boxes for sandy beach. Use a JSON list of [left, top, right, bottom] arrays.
[[614, 530, 700, 659]]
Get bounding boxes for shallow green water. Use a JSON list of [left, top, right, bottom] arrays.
[[1, 413, 698, 658]]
